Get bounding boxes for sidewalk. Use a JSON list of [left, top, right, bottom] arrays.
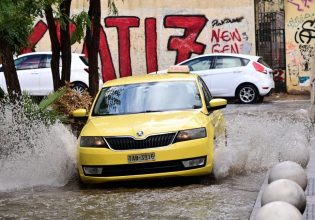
[[264, 93, 310, 102], [303, 134, 315, 219]]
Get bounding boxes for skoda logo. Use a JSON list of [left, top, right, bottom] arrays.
[[137, 131, 144, 137]]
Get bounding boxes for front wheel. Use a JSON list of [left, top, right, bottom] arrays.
[[237, 84, 259, 104]]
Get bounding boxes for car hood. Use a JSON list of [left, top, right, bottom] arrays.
[[81, 110, 206, 138]]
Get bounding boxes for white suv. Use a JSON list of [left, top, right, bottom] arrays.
[[157, 53, 275, 104], [0, 52, 100, 96]]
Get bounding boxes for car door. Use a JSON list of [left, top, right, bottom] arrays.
[[202, 56, 246, 97], [197, 77, 225, 139], [14, 55, 44, 95], [37, 54, 55, 95]]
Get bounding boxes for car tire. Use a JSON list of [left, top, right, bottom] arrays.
[[237, 84, 259, 104], [257, 95, 264, 103], [72, 82, 88, 95]]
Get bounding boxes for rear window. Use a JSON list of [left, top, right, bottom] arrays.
[[214, 56, 243, 69], [258, 58, 271, 68], [79, 56, 89, 66], [241, 58, 250, 66]]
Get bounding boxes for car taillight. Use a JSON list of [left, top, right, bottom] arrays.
[[84, 68, 90, 73], [253, 62, 267, 74]]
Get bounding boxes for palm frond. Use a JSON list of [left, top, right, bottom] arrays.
[[38, 86, 67, 110]]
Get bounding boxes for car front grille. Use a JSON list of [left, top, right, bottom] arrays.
[[105, 132, 176, 150], [83, 156, 207, 177]]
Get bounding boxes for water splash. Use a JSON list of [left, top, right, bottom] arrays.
[[0, 98, 77, 191], [213, 108, 311, 179]]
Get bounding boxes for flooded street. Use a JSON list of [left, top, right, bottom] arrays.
[[0, 100, 312, 219]]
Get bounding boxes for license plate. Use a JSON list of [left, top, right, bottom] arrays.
[[128, 152, 155, 163]]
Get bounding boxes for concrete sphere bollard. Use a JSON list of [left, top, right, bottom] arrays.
[[268, 161, 308, 190], [255, 201, 303, 220], [261, 179, 306, 213]]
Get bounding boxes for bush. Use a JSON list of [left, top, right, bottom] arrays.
[[52, 87, 93, 117]]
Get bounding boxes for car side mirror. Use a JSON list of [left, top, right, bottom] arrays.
[[72, 109, 88, 118], [208, 98, 227, 111]]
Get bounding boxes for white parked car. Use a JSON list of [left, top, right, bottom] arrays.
[[0, 52, 101, 96], [156, 53, 275, 104]]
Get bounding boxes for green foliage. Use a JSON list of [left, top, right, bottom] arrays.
[[70, 12, 91, 45], [38, 86, 67, 110], [0, 0, 40, 54], [22, 94, 65, 125]]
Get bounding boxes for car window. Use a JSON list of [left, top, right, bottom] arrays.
[[181, 56, 213, 71], [214, 56, 243, 69], [79, 55, 89, 66], [242, 58, 250, 66], [15, 55, 43, 70], [39, 55, 50, 68], [92, 80, 202, 116], [197, 77, 212, 105]]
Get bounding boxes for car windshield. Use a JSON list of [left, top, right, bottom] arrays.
[[92, 80, 202, 116]]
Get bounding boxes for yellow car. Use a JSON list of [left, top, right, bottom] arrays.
[[73, 66, 227, 184]]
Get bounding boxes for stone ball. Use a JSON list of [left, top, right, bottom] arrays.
[[261, 179, 306, 213], [268, 161, 308, 190], [255, 201, 303, 220], [278, 132, 310, 168]]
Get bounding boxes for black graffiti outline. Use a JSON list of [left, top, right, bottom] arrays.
[[211, 16, 244, 28], [295, 20, 315, 44]]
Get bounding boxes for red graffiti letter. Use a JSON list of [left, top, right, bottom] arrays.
[[105, 16, 140, 78], [145, 18, 158, 73], [164, 15, 207, 64], [211, 29, 221, 43], [21, 21, 48, 54]]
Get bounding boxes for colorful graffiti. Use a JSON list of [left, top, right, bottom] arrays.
[[288, 0, 313, 12], [299, 44, 314, 71], [22, 15, 252, 81], [211, 28, 242, 53], [164, 15, 207, 64], [292, 19, 315, 76]]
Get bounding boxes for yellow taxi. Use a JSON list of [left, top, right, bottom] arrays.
[[73, 66, 227, 184]]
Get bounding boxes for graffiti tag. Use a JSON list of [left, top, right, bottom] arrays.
[[211, 28, 242, 53], [288, 0, 313, 12], [299, 44, 314, 71], [295, 20, 315, 44], [211, 17, 244, 28]]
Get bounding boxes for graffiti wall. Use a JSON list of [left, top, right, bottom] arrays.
[[285, 0, 315, 94], [24, 0, 255, 81]]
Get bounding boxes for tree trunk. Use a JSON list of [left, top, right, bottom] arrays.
[[86, 0, 101, 97], [0, 37, 21, 96], [60, 0, 72, 87], [45, 6, 61, 91]]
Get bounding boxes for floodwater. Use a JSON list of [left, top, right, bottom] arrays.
[[0, 99, 312, 219]]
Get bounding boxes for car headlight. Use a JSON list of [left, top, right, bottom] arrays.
[[80, 136, 107, 147], [174, 128, 206, 143]]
